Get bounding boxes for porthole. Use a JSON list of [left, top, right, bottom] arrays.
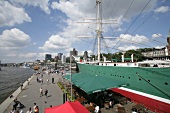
[[128, 77, 130, 79], [165, 82, 168, 85], [139, 79, 141, 81]]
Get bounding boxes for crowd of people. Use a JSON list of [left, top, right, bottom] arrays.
[[10, 102, 40, 113], [9, 69, 55, 113]]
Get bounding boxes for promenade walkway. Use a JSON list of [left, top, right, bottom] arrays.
[[2, 71, 63, 113]]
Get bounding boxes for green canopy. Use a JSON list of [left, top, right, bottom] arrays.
[[124, 58, 131, 61], [64, 73, 92, 82], [64, 73, 127, 94]]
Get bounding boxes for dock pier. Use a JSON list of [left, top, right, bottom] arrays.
[[0, 72, 63, 113]]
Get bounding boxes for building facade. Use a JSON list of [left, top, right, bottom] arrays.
[[167, 30, 170, 56], [61, 54, 66, 63], [58, 53, 63, 60], [84, 51, 88, 60], [45, 54, 52, 61], [70, 48, 78, 62], [142, 30, 170, 59], [142, 48, 167, 58]]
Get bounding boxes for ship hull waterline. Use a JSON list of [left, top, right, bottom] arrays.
[[76, 62, 170, 112]]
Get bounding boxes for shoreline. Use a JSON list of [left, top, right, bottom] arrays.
[[0, 74, 34, 113]]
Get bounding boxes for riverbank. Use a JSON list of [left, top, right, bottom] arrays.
[[0, 75, 34, 112], [0, 67, 34, 104], [1, 71, 63, 113]]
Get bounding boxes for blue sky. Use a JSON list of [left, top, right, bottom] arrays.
[[0, 0, 170, 63]]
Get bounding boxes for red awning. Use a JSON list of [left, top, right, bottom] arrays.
[[45, 101, 90, 113]]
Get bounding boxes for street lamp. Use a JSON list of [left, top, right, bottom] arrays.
[[70, 56, 72, 101]]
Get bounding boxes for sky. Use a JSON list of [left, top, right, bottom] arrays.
[[0, 0, 170, 63]]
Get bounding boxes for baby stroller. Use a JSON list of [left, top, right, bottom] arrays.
[[16, 100, 25, 109], [13, 100, 25, 110]]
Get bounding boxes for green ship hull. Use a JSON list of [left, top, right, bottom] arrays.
[[76, 62, 170, 112]]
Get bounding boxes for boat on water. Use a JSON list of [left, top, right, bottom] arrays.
[[73, 0, 170, 112], [20, 62, 30, 68], [34, 65, 39, 70], [77, 59, 170, 112]]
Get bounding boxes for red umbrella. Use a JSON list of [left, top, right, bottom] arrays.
[[45, 101, 90, 113]]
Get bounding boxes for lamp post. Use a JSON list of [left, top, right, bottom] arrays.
[[70, 56, 72, 101]]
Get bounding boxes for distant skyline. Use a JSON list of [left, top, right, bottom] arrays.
[[0, 0, 170, 63]]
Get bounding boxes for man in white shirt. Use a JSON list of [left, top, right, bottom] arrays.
[[94, 105, 99, 113], [40, 88, 43, 97]]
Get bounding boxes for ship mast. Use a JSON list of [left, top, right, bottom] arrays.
[[96, 0, 102, 62], [77, 0, 116, 62]]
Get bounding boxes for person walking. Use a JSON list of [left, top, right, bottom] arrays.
[[44, 89, 48, 98], [9, 109, 15, 113], [34, 106, 39, 113], [40, 88, 43, 97], [26, 107, 32, 113], [41, 78, 43, 85], [41, 74, 43, 78], [20, 109, 23, 113], [46, 79, 49, 84], [13, 98, 18, 111], [37, 77, 39, 83], [33, 103, 36, 111]]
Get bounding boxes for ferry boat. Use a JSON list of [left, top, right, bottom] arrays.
[[20, 62, 30, 68], [34, 65, 39, 70], [75, 0, 170, 112]]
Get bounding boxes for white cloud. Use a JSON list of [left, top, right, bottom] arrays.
[[49, 0, 156, 54], [51, 1, 84, 20], [0, 1, 31, 27], [120, 34, 148, 43], [1, 52, 59, 63], [1, 0, 159, 63], [25, 52, 58, 60], [6, 53, 17, 57], [152, 33, 162, 38], [154, 46, 165, 49], [118, 45, 139, 51], [10, 0, 51, 14], [32, 43, 37, 45], [154, 6, 170, 13], [39, 35, 71, 51], [103, 34, 148, 49], [0, 28, 31, 50]]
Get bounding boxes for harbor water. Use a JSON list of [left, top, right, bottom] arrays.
[[0, 67, 34, 104]]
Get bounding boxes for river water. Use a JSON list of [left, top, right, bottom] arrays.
[[0, 67, 34, 104]]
